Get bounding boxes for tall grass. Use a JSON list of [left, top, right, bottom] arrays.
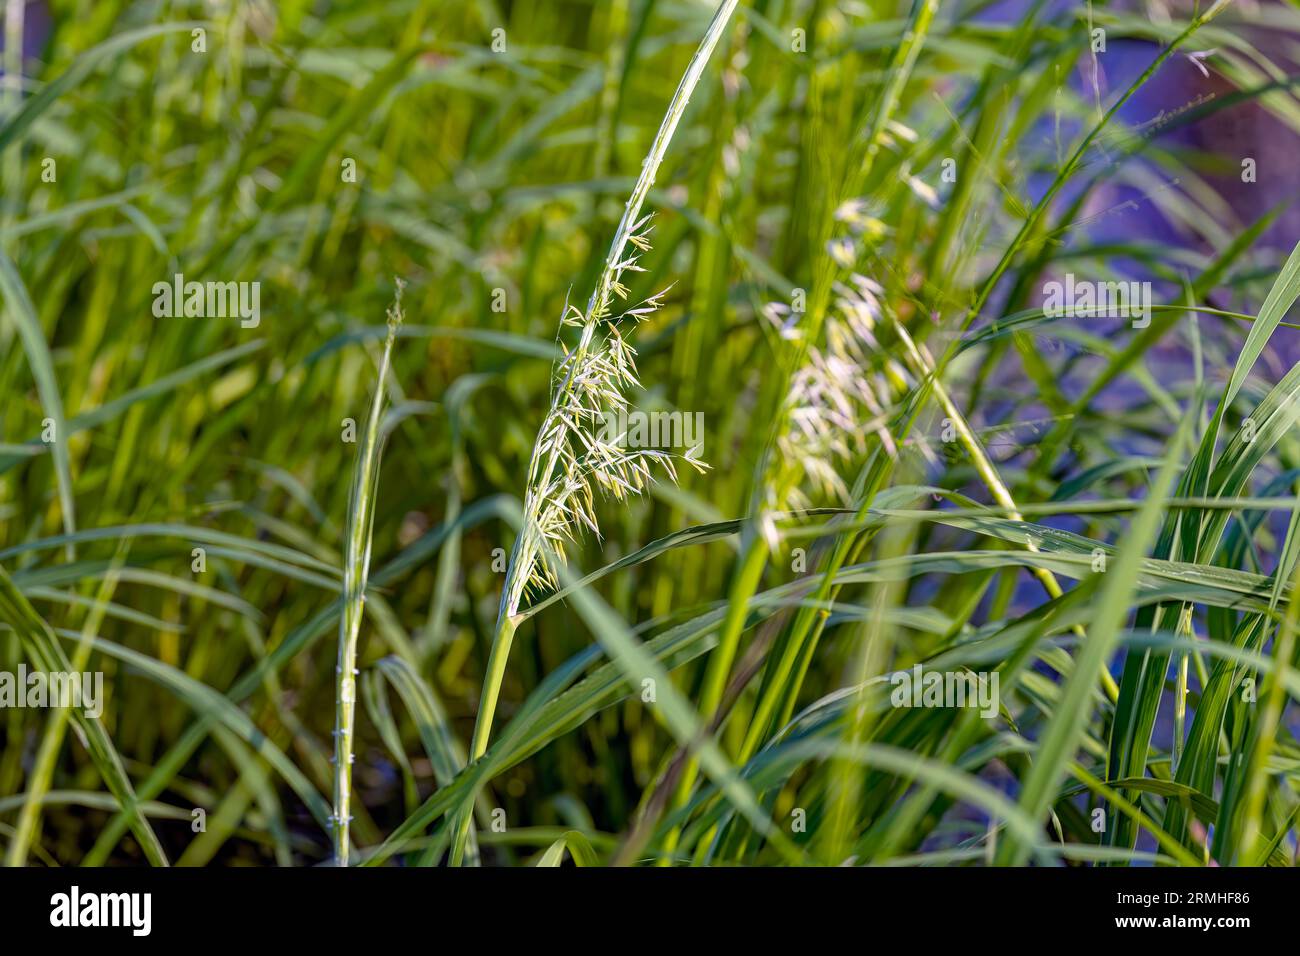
[[1, 0, 1299, 868], [452, 0, 735, 867], [332, 281, 405, 866]]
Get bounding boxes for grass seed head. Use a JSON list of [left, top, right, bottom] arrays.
[[509, 224, 707, 611]]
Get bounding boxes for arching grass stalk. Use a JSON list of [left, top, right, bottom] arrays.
[[450, 0, 740, 866], [332, 280, 405, 866], [889, 317, 1116, 702]]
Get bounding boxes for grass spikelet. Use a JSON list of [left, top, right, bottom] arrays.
[[772, 274, 899, 508]]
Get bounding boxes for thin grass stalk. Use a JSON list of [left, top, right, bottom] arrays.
[[890, 318, 1117, 701], [1172, 607, 1193, 775], [451, 0, 741, 866], [1241, 527, 1300, 861], [332, 281, 405, 866]]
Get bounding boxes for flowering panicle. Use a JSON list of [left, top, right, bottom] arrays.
[[769, 273, 900, 510], [508, 217, 708, 613]]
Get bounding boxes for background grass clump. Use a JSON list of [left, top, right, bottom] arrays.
[[2, 0, 1300, 866]]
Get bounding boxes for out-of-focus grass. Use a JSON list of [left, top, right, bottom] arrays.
[[2, 0, 1300, 866]]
